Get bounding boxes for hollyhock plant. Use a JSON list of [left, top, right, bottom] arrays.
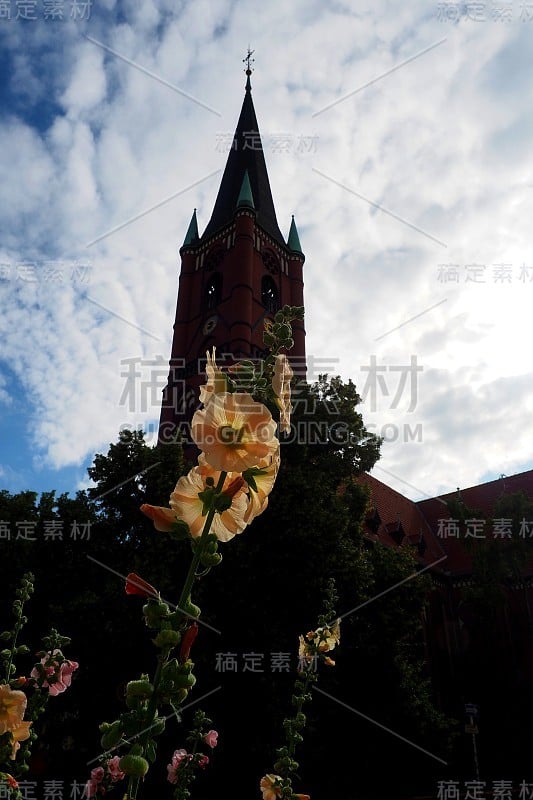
[[91, 308, 314, 800], [1, 574, 78, 798]]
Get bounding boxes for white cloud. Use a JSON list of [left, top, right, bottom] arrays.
[[0, 0, 531, 499]]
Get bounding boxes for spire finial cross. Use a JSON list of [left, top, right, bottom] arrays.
[[243, 47, 255, 75]]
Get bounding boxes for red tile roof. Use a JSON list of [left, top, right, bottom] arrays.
[[356, 469, 533, 578], [355, 473, 447, 571]]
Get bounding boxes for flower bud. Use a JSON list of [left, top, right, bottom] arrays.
[[118, 754, 149, 777], [100, 721, 123, 750], [126, 680, 153, 699], [153, 630, 181, 649]]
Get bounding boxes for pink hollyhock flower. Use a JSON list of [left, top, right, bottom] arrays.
[[171, 748, 190, 768], [84, 767, 104, 798], [167, 764, 179, 785], [31, 651, 79, 696], [107, 755, 125, 781], [198, 754, 209, 768], [203, 729, 218, 748], [125, 573, 159, 599], [84, 779, 99, 798], [167, 748, 191, 784]]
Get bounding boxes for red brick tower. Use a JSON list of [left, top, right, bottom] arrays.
[[159, 66, 306, 444]]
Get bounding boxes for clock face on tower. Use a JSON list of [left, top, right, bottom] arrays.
[[202, 315, 218, 336]]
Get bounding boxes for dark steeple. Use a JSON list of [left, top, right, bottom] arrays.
[[201, 69, 285, 246]]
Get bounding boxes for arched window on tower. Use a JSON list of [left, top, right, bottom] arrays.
[[261, 275, 279, 314], [205, 273, 222, 310]]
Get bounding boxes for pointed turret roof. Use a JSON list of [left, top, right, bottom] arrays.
[[287, 215, 303, 254], [183, 208, 199, 246], [201, 72, 285, 246]]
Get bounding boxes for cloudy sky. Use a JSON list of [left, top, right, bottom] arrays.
[[1, 0, 532, 502]]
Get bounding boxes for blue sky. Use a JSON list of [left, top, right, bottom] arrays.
[[1, 0, 532, 502]]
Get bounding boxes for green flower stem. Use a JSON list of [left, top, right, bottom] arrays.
[[126, 471, 227, 800], [177, 471, 227, 612], [287, 670, 312, 762], [4, 575, 33, 684]]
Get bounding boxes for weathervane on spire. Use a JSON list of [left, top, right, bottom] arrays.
[[243, 47, 255, 75]]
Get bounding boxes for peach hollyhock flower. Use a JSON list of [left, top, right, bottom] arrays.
[[191, 392, 278, 473], [140, 504, 178, 532], [170, 466, 248, 542], [9, 720, 31, 759], [315, 618, 341, 652], [30, 650, 79, 696], [272, 353, 293, 434], [260, 774, 283, 800], [0, 685, 27, 735], [299, 619, 341, 664], [243, 446, 280, 524], [199, 348, 226, 406]]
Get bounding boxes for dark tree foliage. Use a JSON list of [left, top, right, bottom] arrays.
[[1, 378, 453, 799], [441, 492, 533, 779]]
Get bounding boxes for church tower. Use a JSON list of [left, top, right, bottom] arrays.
[[159, 61, 306, 444]]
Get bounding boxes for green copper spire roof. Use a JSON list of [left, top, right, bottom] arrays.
[[287, 215, 303, 254], [183, 208, 199, 246], [237, 170, 255, 209]]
